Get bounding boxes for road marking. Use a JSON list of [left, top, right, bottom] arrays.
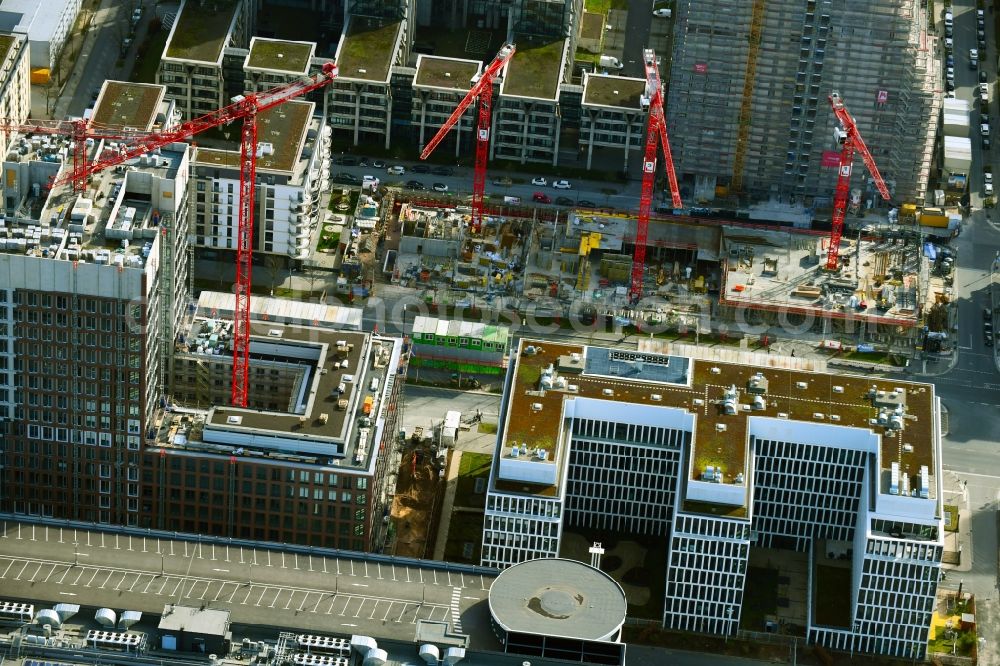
[[58, 592, 77, 596], [351, 583, 369, 587], [943, 468, 1000, 480], [212, 568, 229, 573], [340, 623, 357, 627]]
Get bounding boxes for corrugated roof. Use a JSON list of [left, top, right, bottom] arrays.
[[412, 315, 509, 344], [196, 291, 363, 330]]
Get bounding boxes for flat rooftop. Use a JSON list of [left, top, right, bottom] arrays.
[[496, 338, 938, 510], [157, 319, 401, 471], [90, 81, 164, 131], [164, 0, 239, 63], [489, 559, 626, 641], [1, 144, 184, 266], [720, 226, 923, 327], [193, 100, 313, 174], [413, 55, 481, 91], [501, 38, 564, 100], [336, 17, 401, 84], [582, 73, 646, 109], [245, 37, 314, 74]]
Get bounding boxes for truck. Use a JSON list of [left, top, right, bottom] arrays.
[[942, 98, 970, 137], [599, 55, 623, 70], [943, 135, 972, 175]]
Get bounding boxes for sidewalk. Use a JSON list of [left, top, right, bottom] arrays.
[[431, 449, 463, 561], [940, 470, 973, 573]]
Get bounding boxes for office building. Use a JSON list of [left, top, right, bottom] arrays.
[[146, 293, 405, 550], [410, 315, 510, 374], [188, 100, 331, 262], [482, 338, 944, 659], [0, 0, 79, 71], [0, 133, 192, 525], [667, 0, 938, 205]]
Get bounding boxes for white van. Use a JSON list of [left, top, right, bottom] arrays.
[[599, 55, 623, 70], [369, 377, 380, 392]]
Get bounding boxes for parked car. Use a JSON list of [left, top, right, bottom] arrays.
[[432, 182, 448, 192], [984, 307, 993, 321], [372, 160, 386, 169], [985, 169, 993, 185], [946, 54, 955, 68], [552, 179, 572, 189], [652, 8, 672, 18], [970, 48, 979, 69], [555, 196, 574, 206], [981, 83, 990, 103], [946, 80, 956, 92], [981, 71, 989, 84], [984, 137, 992, 150], [432, 166, 453, 176], [531, 177, 548, 186], [387, 165, 405, 175], [944, 11, 953, 27], [405, 180, 425, 190], [578, 199, 597, 208], [987, 183, 995, 196], [492, 176, 513, 186], [987, 332, 995, 347], [946, 25, 953, 38], [945, 38, 954, 53], [334, 155, 358, 165], [411, 164, 430, 173], [131, 7, 143, 22], [532, 191, 551, 203], [333, 172, 360, 184]]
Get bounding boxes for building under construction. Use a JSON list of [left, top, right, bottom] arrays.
[[667, 0, 940, 206]]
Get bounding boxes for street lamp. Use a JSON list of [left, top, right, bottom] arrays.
[[724, 606, 734, 643]]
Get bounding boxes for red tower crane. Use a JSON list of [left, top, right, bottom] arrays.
[[419, 43, 515, 234], [630, 48, 682, 302], [825, 91, 891, 271], [44, 62, 340, 406]]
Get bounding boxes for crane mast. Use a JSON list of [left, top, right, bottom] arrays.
[[631, 49, 682, 303], [42, 61, 340, 406], [825, 91, 891, 271], [420, 43, 515, 234]]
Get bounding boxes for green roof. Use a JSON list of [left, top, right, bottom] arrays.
[[193, 101, 313, 173], [337, 18, 401, 83], [0, 34, 17, 66], [165, 0, 239, 63], [246, 38, 314, 74], [91, 81, 164, 130], [501, 38, 564, 100], [414, 56, 480, 91], [583, 74, 645, 109]]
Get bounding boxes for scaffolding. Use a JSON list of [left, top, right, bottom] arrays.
[[730, 0, 765, 194]]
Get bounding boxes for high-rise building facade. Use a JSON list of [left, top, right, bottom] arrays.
[[0, 140, 191, 524], [666, 0, 938, 205], [482, 339, 944, 659]]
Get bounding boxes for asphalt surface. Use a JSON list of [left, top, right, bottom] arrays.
[[0, 521, 499, 650]]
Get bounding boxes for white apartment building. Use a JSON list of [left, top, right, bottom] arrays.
[[483, 339, 943, 659], [0, 31, 30, 158], [189, 101, 331, 262], [411, 55, 480, 156], [156, 0, 255, 119], [0, 0, 79, 71], [579, 72, 647, 171]]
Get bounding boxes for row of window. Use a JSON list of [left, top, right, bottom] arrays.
[[411, 332, 506, 352]]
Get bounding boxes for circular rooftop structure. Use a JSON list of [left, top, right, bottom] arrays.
[[488, 558, 627, 642]]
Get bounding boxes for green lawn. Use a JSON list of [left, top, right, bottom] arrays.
[[454, 452, 492, 509], [478, 421, 497, 434], [584, 0, 628, 14], [442, 511, 484, 564]]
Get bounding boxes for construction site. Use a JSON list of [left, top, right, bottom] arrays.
[[377, 192, 951, 355]]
